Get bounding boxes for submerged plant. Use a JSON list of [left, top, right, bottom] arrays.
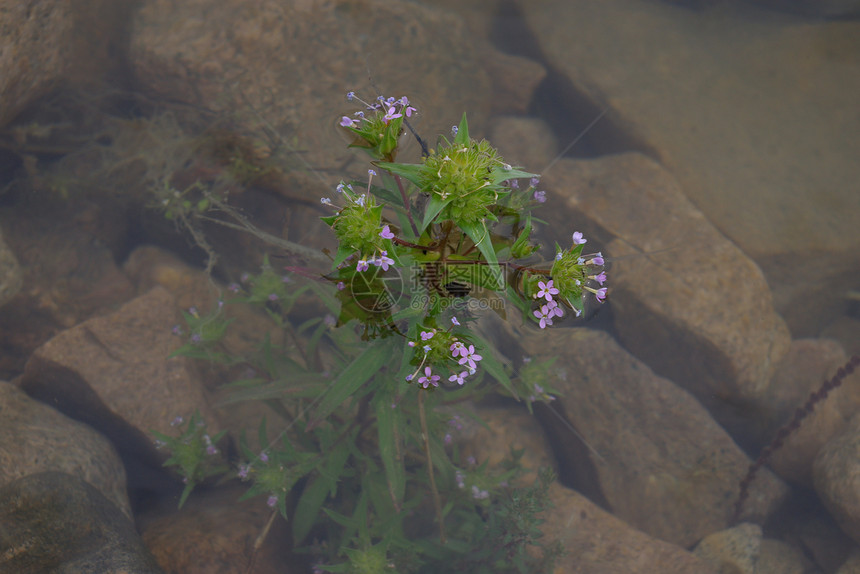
[[156, 93, 605, 572], [732, 354, 860, 522]]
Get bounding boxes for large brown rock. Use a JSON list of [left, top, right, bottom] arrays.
[[814, 415, 860, 547], [521, 0, 860, 338], [543, 153, 790, 410], [0, 0, 131, 127], [537, 481, 719, 574], [520, 328, 788, 548], [129, 0, 533, 189], [139, 485, 291, 574], [0, 224, 21, 308], [0, 472, 163, 574], [0, 381, 130, 518], [19, 286, 220, 467]]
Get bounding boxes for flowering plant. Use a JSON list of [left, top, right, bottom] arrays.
[[322, 92, 607, 394], [156, 94, 595, 573]]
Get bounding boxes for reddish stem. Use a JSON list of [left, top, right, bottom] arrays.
[[732, 354, 860, 522]]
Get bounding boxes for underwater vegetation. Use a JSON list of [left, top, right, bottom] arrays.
[[148, 92, 613, 573]]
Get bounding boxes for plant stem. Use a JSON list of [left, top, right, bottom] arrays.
[[418, 389, 446, 544], [244, 508, 278, 574]]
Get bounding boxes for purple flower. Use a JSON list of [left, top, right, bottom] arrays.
[[267, 495, 278, 508], [207, 445, 218, 455], [339, 116, 357, 128], [320, 197, 332, 205], [228, 283, 240, 293], [170, 416, 183, 426], [536, 279, 559, 301], [530, 177, 540, 187], [336, 281, 346, 291], [471, 485, 489, 500], [384, 106, 402, 122], [190, 333, 202, 344], [450, 341, 467, 358], [356, 259, 369, 272], [346, 91, 356, 101], [418, 367, 440, 389], [238, 464, 250, 480], [260, 451, 269, 463], [420, 330, 435, 341], [405, 374, 414, 382], [368, 169, 376, 177], [592, 272, 607, 285], [572, 231, 587, 245], [399, 96, 417, 117], [171, 324, 182, 336], [457, 345, 483, 370], [533, 190, 547, 203], [533, 305, 553, 329], [588, 256, 605, 266], [509, 179, 519, 189], [449, 371, 468, 385], [379, 225, 395, 239], [374, 251, 394, 271], [451, 316, 460, 326], [451, 125, 459, 136], [547, 299, 564, 319], [323, 314, 336, 327], [268, 293, 279, 301], [595, 287, 607, 302]]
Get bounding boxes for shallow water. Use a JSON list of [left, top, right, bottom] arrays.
[[2, 0, 860, 572]]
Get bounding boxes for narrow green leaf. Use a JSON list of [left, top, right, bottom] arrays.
[[471, 333, 517, 398], [454, 112, 470, 146], [376, 161, 424, 187], [332, 243, 355, 270], [421, 194, 453, 233], [307, 339, 393, 429], [374, 390, 405, 510], [292, 476, 330, 545], [460, 221, 504, 290]]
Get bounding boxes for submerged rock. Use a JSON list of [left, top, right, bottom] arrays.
[[519, 328, 788, 547], [535, 481, 719, 574], [19, 286, 221, 468], [0, 471, 163, 574], [0, 381, 130, 518], [543, 153, 790, 414]]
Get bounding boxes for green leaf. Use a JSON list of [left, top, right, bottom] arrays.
[[454, 112, 470, 146], [364, 182, 402, 206], [292, 475, 330, 545], [374, 390, 405, 511], [421, 194, 454, 233], [376, 161, 424, 188], [332, 243, 355, 270], [459, 221, 504, 290], [307, 338, 394, 429], [510, 214, 537, 259], [178, 482, 195, 508], [471, 333, 517, 398], [489, 166, 537, 185]]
